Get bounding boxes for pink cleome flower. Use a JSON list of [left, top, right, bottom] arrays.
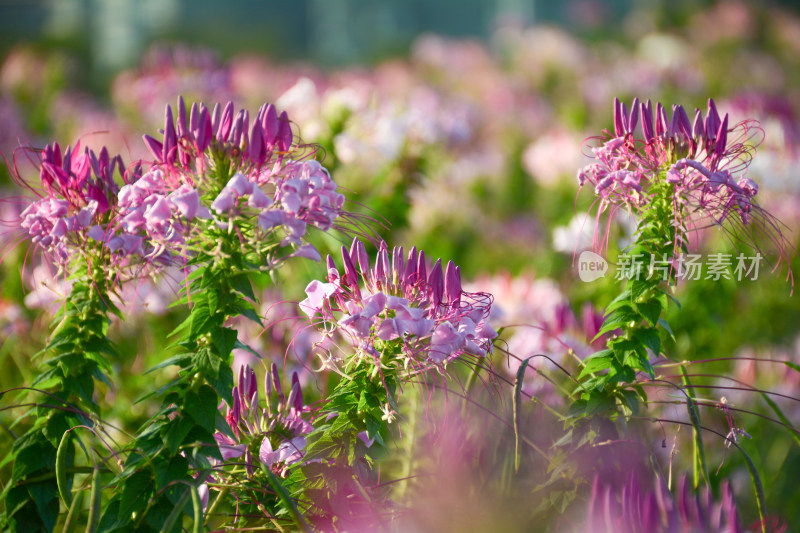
[[300, 238, 497, 365]]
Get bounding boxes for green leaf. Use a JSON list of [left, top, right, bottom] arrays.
[[658, 318, 675, 340], [118, 469, 153, 521], [229, 273, 256, 301], [578, 350, 614, 378], [165, 416, 196, 455], [185, 386, 218, 434], [210, 327, 238, 358], [145, 353, 194, 375], [633, 328, 662, 357], [636, 299, 662, 327], [604, 290, 632, 314], [596, 305, 639, 338]]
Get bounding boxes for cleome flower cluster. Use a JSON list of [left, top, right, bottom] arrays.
[[578, 98, 763, 227], [300, 238, 497, 367], [16, 97, 347, 273]]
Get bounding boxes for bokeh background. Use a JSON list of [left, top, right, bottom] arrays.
[[3, 0, 800, 529]]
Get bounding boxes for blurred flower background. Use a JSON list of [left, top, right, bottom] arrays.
[[2, 0, 800, 530]]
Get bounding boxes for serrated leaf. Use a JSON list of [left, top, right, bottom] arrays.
[[118, 470, 153, 521], [596, 305, 639, 338], [633, 327, 662, 356], [578, 350, 614, 378], [229, 274, 256, 301], [636, 299, 662, 327], [211, 327, 238, 358], [185, 385, 218, 434]]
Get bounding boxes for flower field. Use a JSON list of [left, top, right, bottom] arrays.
[[1, 2, 800, 531]]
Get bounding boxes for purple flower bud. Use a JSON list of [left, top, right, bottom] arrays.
[[211, 102, 221, 134], [613, 98, 624, 137], [277, 111, 293, 152], [217, 101, 234, 143], [271, 363, 284, 401], [392, 246, 404, 284], [705, 98, 720, 141], [444, 260, 461, 305], [230, 110, 246, 148], [142, 135, 164, 163], [628, 97, 639, 135], [416, 250, 427, 285], [428, 259, 444, 305], [291, 373, 303, 412], [176, 96, 188, 139], [656, 102, 668, 138], [375, 243, 389, 285], [163, 105, 177, 165], [341, 245, 359, 288], [692, 109, 705, 140], [354, 238, 369, 275], [262, 104, 279, 147], [640, 100, 654, 143], [249, 119, 265, 166], [405, 246, 418, 285], [715, 114, 729, 155]]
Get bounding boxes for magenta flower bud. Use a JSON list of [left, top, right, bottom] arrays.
[[705, 98, 720, 141], [392, 246, 404, 284], [237, 365, 246, 405], [277, 111, 292, 152], [354, 238, 369, 275], [211, 102, 221, 133], [341, 245, 359, 287], [692, 109, 705, 140], [163, 105, 177, 165], [176, 96, 188, 139], [444, 260, 461, 305], [262, 104, 279, 147], [326, 254, 339, 282], [189, 101, 199, 134], [249, 119, 265, 166], [714, 114, 729, 155], [405, 246, 418, 284], [613, 98, 624, 137], [655, 102, 668, 138], [196, 106, 212, 152], [217, 101, 234, 143], [238, 110, 250, 148], [230, 109, 246, 148], [291, 373, 303, 412], [143, 135, 164, 163], [673, 105, 691, 140], [416, 250, 427, 285], [428, 259, 444, 305], [640, 100, 654, 143], [627, 97, 639, 135], [271, 363, 284, 402], [375, 243, 389, 285]]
